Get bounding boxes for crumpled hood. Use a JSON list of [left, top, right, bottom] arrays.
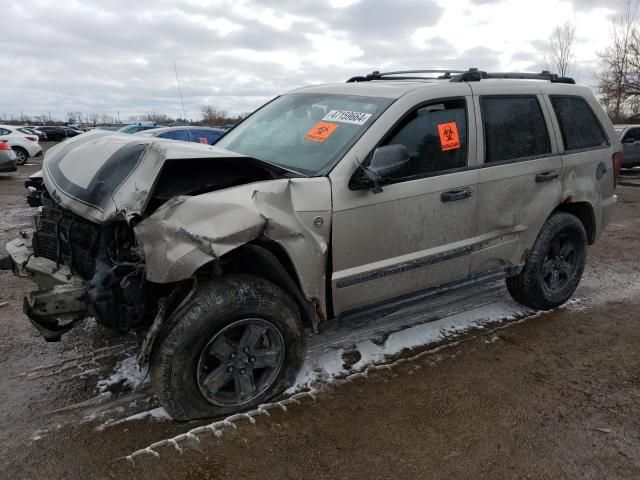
[[42, 130, 270, 224]]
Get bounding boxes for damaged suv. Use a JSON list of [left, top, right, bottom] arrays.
[[2, 69, 620, 420]]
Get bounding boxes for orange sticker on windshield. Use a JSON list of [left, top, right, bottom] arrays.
[[438, 122, 461, 151], [304, 122, 338, 143]]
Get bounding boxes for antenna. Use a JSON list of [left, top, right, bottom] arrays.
[[173, 59, 187, 121]]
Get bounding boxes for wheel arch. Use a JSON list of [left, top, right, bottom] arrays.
[[202, 241, 319, 332], [553, 201, 596, 245]]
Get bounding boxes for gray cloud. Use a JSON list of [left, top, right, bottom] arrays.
[[0, 0, 610, 121]]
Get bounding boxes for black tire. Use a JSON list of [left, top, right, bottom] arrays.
[[506, 212, 587, 310], [151, 274, 306, 421], [12, 147, 28, 165]]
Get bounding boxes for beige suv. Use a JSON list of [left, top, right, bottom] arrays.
[[2, 69, 621, 420]]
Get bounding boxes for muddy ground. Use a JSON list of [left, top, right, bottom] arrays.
[[0, 146, 639, 479]]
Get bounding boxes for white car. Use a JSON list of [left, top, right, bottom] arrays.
[[0, 125, 43, 165]]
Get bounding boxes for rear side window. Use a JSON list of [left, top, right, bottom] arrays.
[[550, 96, 608, 151], [159, 130, 190, 141], [480, 96, 550, 163], [384, 98, 468, 179]]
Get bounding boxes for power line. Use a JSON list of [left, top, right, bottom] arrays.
[[173, 59, 187, 121]]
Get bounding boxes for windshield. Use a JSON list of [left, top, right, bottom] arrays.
[[215, 93, 393, 175]]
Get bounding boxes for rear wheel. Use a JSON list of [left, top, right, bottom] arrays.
[[12, 147, 28, 165], [507, 212, 587, 310], [151, 274, 306, 421]]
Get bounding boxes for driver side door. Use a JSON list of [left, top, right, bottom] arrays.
[[329, 90, 479, 315]]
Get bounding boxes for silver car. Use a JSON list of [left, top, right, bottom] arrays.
[[2, 69, 620, 420], [0, 143, 17, 172], [614, 124, 640, 168]]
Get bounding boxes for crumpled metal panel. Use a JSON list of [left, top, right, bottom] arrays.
[[42, 131, 250, 224], [134, 178, 332, 310]]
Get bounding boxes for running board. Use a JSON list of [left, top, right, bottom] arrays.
[[339, 266, 522, 323]]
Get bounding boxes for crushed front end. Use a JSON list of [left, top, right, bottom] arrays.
[[4, 192, 151, 341]]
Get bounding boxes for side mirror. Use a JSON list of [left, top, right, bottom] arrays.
[[349, 144, 411, 193]]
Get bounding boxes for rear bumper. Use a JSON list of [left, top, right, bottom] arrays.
[[4, 237, 88, 341]]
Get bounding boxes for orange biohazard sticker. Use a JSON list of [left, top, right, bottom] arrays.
[[437, 122, 461, 151], [304, 122, 338, 143]]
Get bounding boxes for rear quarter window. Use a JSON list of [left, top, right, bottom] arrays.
[[480, 96, 550, 163], [550, 96, 609, 152]]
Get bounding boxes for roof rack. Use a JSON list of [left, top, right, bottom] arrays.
[[346, 68, 576, 85], [346, 70, 466, 82]]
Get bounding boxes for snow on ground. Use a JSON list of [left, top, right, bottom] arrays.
[[97, 356, 148, 393]]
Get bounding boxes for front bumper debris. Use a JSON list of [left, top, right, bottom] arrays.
[[5, 236, 88, 341]]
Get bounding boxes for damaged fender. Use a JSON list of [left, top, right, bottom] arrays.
[[134, 177, 333, 321]]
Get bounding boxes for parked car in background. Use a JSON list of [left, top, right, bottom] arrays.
[[0, 125, 42, 165], [118, 123, 163, 134], [18, 127, 47, 141], [0, 142, 17, 172], [35, 126, 66, 142], [614, 124, 640, 168], [136, 126, 226, 145], [62, 126, 82, 138]]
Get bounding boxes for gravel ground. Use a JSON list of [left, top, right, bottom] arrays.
[[0, 145, 638, 479]]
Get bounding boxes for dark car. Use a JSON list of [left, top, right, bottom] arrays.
[[136, 126, 226, 145], [62, 127, 82, 138], [35, 126, 66, 141]]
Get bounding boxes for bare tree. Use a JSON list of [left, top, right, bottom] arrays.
[[201, 105, 227, 125], [545, 21, 577, 77], [598, 0, 639, 121]]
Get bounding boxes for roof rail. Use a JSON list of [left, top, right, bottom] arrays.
[[346, 68, 575, 84], [346, 69, 466, 83], [449, 68, 575, 84]]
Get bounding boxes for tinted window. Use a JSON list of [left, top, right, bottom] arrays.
[[550, 96, 608, 151], [481, 96, 550, 163], [383, 98, 468, 178], [623, 127, 640, 142], [191, 129, 224, 145], [158, 130, 190, 141]]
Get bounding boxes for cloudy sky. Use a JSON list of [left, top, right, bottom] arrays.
[[1, 0, 620, 122]]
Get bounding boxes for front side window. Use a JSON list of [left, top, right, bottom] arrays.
[[550, 96, 608, 151], [215, 93, 393, 175], [481, 96, 550, 163], [382, 98, 468, 179], [622, 127, 640, 143]]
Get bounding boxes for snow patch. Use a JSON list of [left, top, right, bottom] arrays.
[[97, 356, 147, 393]]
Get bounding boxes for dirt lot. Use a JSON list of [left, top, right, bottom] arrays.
[[1, 147, 639, 479]]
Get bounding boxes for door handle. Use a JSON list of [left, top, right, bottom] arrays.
[[441, 187, 473, 203], [535, 171, 560, 183]]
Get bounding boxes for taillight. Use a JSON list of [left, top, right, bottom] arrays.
[[0, 143, 10, 151], [612, 151, 623, 188], [25, 136, 37, 142]]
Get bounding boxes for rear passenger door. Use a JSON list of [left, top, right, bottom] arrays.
[[470, 89, 563, 275]]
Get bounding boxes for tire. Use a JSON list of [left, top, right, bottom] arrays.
[[12, 147, 28, 166], [506, 212, 587, 310], [151, 274, 306, 421]]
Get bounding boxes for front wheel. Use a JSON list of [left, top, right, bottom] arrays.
[[507, 212, 587, 310], [151, 274, 306, 421]]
